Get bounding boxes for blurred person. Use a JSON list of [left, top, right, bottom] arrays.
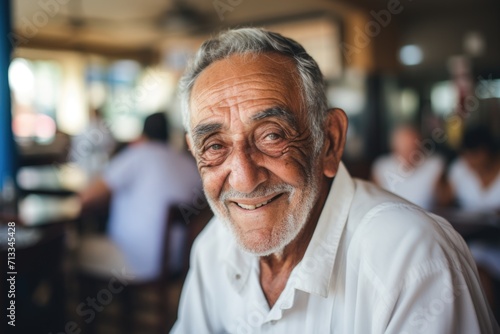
[[78, 112, 201, 281], [447, 125, 500, 314], [448, 125, 500, 212], [172, 28, 498, 333], [69, 108, 116, 179], [372, 125, 445, 210]]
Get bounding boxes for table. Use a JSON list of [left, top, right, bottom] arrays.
[[17, 194, 81, 227], [433, 208, 500, 241], [17, 163, 88, 196]]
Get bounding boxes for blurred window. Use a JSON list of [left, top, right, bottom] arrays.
[[10, 52, 178, 145], [9, 58, 60, 144], [476, 79, 500, 99], [103, 60, 174, 142], [267, 16, 342, 80]]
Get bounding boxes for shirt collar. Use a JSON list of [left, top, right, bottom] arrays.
[[290, 162, 355, 297], [224, 162, 356, 297]]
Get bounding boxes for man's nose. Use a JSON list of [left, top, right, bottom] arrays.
[[227, 145, 267, 194]]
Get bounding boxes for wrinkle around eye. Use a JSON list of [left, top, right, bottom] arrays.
[[257, 127, 312, 158], [198, 143, 231, 168], [253, 123, 294, 155]]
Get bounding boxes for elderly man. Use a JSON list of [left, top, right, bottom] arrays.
[[172, 28, 498, 333]]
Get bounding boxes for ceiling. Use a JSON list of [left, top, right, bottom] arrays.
[[11, 0, 500, 73], [12, 0, 349, 51]]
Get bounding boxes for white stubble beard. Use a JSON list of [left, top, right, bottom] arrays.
[[205, 166, 320, 257]]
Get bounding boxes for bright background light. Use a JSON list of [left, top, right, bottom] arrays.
[[399, 45, 423, 66]]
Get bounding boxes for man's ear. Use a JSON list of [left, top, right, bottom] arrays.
[[322, 108, 348, 178]]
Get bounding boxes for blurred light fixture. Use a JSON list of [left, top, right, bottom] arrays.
[[9, 58, 35, 105], [399, 45, 423, 66], [463, 31, 485, 57], [431, 81, 458, 116], [400, 88, 419, 117]]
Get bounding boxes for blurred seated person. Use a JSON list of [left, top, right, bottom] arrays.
[[78, 112, 201, 281], [69, 108, 116, 179], [372, 124, 444, 210], [447, 125, 500, 316], [447, 125, 500, 212]]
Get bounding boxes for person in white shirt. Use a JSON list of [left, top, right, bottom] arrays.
[[172, 28, 499, 333], [447, 125, 500, 315], [79, 112, 201, 281], [448, 126, 500, 212], [372, 125, 445, 210]]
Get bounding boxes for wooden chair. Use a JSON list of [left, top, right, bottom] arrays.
[[78, 203, 213, 334], [0, 224, 66, 333]]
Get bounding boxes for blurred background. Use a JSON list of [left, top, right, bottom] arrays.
[[1, 0, 499, 333]]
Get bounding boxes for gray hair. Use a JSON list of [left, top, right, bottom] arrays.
[[179, 27, 329, 151]]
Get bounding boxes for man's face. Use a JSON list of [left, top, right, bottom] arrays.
[[392, 127, 420, 165], [187, 53, 323, 256]]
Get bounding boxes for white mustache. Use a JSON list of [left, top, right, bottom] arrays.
[[220, 184, 295, 202]]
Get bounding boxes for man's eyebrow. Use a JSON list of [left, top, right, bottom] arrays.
[[251, 107, 298, 128], [192, 122, 223, 147]]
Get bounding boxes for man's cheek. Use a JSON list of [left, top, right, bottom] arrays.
[[267, 156, 309, 187], [202, 177, 224, 203]]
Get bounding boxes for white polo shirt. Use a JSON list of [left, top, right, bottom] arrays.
[[172, 163, 499, 334]]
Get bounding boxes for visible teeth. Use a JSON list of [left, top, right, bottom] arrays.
[[238, 203, 256, 210], [237, 198, 273, 210]]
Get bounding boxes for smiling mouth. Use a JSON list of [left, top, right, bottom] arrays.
[[234, 194, 283, 211]]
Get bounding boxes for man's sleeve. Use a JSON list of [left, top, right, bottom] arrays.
[[354, 204, 499, 334], [171, 237, 214, 334], [383, 258, 499, 334]]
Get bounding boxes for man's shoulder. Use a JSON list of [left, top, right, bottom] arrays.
[[349, 178, 410, 219], [345, 180, 470, 278], [449, 157, 469, 180], [372, 154, 396, 171], [350, 180, 460, 246], [112, 142, 163, 161]]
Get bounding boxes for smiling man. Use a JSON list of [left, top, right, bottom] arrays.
[[172, 28, 498, 333]]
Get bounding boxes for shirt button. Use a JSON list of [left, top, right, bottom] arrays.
[[235, 274, 241, 280]]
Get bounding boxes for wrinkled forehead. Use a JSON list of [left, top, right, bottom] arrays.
[[188, 52, 304, 127]]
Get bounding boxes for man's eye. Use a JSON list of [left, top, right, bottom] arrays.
[[199, 142, 228, 166], [208, 143, 223, 151], [265, 133, 282, 141]]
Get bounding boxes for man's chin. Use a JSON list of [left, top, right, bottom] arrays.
[[233, 226, 299, 257], [236, 239, 285, 257], [209, 197, 313, 257]]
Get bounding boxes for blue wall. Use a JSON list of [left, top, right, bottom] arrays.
[[0, 0, 15, 191]]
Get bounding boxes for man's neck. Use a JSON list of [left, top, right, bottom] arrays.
[[259, 176, 332, 307]]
